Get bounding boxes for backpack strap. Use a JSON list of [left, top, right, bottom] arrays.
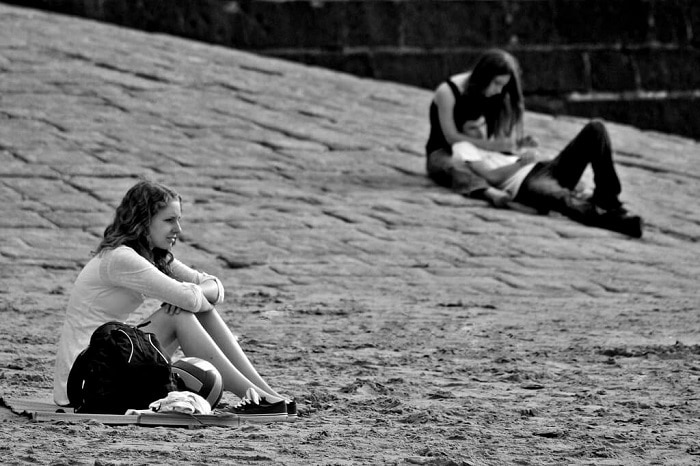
[[66, 348, 89, 408]]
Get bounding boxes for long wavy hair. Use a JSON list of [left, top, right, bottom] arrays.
[[96, 180, 182, 276], [460, 49, 525, 140]]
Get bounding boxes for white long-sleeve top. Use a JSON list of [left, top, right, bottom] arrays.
[[53, 245, 224, 406]]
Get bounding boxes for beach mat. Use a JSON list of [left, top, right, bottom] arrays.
[[1, 396, 255, 427]]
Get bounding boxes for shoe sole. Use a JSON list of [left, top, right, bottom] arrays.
[[595, 214, 643, 238], [236, 413, 289, 423]]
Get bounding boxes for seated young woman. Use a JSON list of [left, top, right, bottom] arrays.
[[53, 180, 294, 417], [425, 48, 535, 206], [426, 49, 643, 238]]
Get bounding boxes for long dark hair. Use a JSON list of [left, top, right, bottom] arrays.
[[96, 179, 181, 276], [460, 49, 525, 139]]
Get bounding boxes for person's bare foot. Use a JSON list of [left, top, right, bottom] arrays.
[[484, 187, 512, 208]]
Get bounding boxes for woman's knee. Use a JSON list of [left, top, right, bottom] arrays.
[[584, 120, 608, 139], [426, 150, 454, 187], [145, 307, 198, 331], [140, 309, 192, 351]]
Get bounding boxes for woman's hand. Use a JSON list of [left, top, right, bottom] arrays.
[[488, 138, 517, 154], [484, 187, 512, 208], [517, 135, 539, 148], [161, 302, 185, 315], [517, 149, 544, 165]]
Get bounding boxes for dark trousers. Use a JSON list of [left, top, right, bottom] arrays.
[[515, 120, 623, 223]]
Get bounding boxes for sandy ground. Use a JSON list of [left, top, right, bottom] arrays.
[[2, 292, 699, 465], [1, 4, 699, 465]]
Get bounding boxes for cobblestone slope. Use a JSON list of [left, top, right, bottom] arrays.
[[1, 5, 699, 465]]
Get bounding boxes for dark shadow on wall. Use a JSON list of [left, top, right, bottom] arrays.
[[3, 0, 699, 140]]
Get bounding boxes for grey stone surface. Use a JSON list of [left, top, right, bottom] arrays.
[[1, 2, 698, 339], [0, 4, 699, 465], [10, 0, 698, 137]]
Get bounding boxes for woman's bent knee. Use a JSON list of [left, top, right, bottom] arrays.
[[143, 307, 198, 329], [584, 119, 607, 138]]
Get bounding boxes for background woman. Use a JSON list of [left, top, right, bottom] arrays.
[[53, 180, 292, 416], [425, 49, 535, 206], [427, 49, 642, 237]]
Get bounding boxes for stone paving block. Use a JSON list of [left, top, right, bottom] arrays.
[[78, 63, 175, 91], [14, 147, 101, 165], [0, 264, 77, 297], [40, 210, 112, 229], [0, 149, 16, 164], [0, 119, 62, 152], [0, 227, 94, 263], [228, 265, 296, 289], [0, 162, 59, 179], [248, 132, 330, 153], [2, 178, 108, 212], [268, 257, 381, 279], [68, 175, 151, 205], [0, 183, 23, 201], [172, 240, 227, 274], [51, 163, 150, 178], [194, 228, 290, 261], [0, 73, 64, 93], [0, 209, 55, 229]]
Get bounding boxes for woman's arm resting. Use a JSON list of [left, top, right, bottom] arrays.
[[199, 279, 221, 305]]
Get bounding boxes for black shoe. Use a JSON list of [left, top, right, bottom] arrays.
[[228, 392, 288, 422], [592, 197, 629, 216], [598, 212, 644, 238]]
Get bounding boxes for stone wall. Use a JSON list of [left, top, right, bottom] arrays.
[[6, 0, 700, 138]]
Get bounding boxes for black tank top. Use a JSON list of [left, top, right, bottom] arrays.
[[425, 79, 485, 156]]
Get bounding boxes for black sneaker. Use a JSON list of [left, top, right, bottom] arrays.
[[229, 398, 288, 422], [592, 197, 629, 216], [598, 212, 644, 238], [228, 390, 288, 422]]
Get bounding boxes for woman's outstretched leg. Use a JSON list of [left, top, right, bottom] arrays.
[[140, 307, 284, 403], [195, 309, 286, 400]]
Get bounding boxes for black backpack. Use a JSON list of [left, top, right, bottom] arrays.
[[67, 321, 176, 414]]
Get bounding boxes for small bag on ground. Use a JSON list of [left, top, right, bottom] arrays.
[[67, 321, 176, 414]]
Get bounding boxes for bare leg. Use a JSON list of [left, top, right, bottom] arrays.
[[140, 307, 284, 403], [195, 309, 285, 399]]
